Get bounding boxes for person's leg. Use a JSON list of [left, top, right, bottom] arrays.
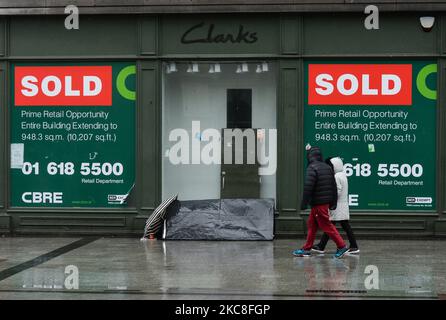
[[316, 221, 336, 250], [340, 220, 359, 249], [316, 233, 329, 250], [302, 207, 319, 250], [314, 205, 346, 249]]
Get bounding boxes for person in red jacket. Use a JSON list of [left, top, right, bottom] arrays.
[[292, 145, 348, 259]]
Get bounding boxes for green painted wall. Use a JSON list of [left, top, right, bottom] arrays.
[[0, 13, 444, 236], [0, 65, 5, 210], [9, 16, 138, 57], [304, 13, 437, 55]]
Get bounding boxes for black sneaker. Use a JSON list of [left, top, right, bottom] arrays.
[[311, 245, 325, 254], [347, 248, 360, 254]]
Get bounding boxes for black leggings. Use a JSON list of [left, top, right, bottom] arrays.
[[317, 220, 358, 250]]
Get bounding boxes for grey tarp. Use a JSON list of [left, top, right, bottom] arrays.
[[163, 198, 274, 240]]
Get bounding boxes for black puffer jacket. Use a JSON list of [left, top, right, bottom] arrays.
[[301, 147, 337, 210]]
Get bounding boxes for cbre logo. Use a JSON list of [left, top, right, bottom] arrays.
[[15, 66, 112, 106], [308, 64, 412, 105]]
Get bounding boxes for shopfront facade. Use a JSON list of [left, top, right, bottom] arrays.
[[0, 2, 446, 237]]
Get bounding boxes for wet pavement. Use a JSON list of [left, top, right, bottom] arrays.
[[0, 237, 444, 299]]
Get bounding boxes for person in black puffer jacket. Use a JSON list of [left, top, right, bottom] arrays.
[[301, 147, 338, 209], [293, 145, 348, 259]]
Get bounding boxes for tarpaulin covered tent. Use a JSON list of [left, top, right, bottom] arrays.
[[162, 198, 274, 240], [142, 197, 274, 240]]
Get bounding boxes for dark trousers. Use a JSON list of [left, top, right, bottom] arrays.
[[317, 220, 358, 250]]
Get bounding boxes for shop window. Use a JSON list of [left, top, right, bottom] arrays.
[[162, 62, 277, 200]]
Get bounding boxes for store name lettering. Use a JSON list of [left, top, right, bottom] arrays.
[[181, 22, 258, 44]]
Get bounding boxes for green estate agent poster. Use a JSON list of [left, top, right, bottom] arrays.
[[10, 62, 136, 207], [304, 61, 436, 210]]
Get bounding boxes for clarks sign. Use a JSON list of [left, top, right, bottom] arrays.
[[181, 22, 258, 44]]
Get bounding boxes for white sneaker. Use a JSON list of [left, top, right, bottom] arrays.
[[311, 246, 325, 254], [347, 248, 360, 254]]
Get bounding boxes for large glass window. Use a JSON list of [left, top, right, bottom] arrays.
[[162, 62, 277, 201]]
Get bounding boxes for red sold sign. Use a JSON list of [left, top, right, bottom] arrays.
[[308, 64, 412, 105], [15, 66, 112, 106]]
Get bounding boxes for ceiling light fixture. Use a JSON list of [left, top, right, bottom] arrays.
[[241, 62, 249, 73], [256, 64, 262, 73], [187, 62, 199, 73], [169, 62, 177, 73]]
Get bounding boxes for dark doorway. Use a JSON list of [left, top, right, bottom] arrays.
[[227, 89, 252, 129], [221, 89, 260, 199]]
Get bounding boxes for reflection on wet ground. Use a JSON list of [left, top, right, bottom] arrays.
[[0, 238, 444, 299]]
